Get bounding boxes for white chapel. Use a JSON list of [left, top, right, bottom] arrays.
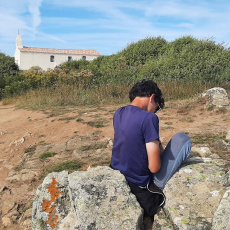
[[14, 32, 101, 70]]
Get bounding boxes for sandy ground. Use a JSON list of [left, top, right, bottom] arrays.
[[0, 100, 229, 229]]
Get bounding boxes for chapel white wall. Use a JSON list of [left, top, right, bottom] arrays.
[[19, 53, 98, 70]]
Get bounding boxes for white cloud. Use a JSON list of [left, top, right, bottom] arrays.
[[28, 0, 43, 32]]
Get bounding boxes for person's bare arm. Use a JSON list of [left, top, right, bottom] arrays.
[[146, 139, 162, 173]]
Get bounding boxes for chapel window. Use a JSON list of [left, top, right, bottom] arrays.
[[82, 56, 86, 60], [50, 55, 55, 62], [68, 56, 72, 62]]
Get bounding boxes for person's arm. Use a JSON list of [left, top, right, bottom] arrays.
[[146, 139, 162, 173]]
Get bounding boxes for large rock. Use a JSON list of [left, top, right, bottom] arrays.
[[32, 167, 143, 230], [153, 158, 229, 229], [202, 87, 230, 108], [32, 159, 230, 230], [212, 190, 230, 229]]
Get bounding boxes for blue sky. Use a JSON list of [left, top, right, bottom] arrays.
[[1, 0, 230, 57]]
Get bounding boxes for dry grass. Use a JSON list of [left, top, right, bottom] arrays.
[[2, 80, 229, 113]]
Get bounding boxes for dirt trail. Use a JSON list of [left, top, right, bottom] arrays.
[[0, 101, 229, 229]]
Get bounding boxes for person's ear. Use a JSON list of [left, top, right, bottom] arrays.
[[149, 94, 155, 103]]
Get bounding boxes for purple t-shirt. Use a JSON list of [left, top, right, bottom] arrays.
[[111, 105, 159, 186]]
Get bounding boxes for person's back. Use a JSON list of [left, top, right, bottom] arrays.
[[111, 104, 159, 186]]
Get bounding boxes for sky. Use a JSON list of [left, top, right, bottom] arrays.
[[1, 0, 230, 57]]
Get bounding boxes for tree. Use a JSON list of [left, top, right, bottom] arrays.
[[0, 52, 19, 89]]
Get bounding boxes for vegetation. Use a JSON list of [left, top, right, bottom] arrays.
[[46, 160, 84, 173], [39, 152, 57, 160], [0, 52, 19, 98], [24, 145, 37, 156], [1, 36, 230, 106], [80, 142, 108, 151]]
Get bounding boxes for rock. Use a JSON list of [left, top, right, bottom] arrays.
[[72, 149, 81, 158], [9, 137, 25, 146], [1, 200, 16, 216], [32, 161, 230, 230], [2, 216, 12, 226], [192, 146, 212, 157], [153, 159, 228, 229], [49, 143, 66, 153], [6, 169, 38, 182], [32, 167, 143, 230], [226, 130, 230, 141], [108, 139, 113, 148], [202, 87, 230, 108], [35, 145, 50, 156], [20, 208, 33, 226], [212, 190, 230, 229]]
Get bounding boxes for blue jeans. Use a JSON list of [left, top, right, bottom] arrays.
[[153, 132, 192, 190]]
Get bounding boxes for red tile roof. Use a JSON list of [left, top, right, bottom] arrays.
[[19, 47, 101, 56]]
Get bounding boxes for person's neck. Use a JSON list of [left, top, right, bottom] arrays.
[[130, 97, 149, 111]]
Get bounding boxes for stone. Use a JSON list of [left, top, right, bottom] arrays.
[[32, 161, 230, 230], [72, 149, 81, 158], [32, 167, 143, 230], [153, 159, 228, 229], [6, 170, 38, 182], [9, 137, 25, 146], [192, 146, 212, 157], [35, 145, 50, 156], [201, 87, 230, 108], [49, 143, 67, 153], [226, 130, 230, 141], [212, 190, 230, 230], [2, 216, 12, 226]]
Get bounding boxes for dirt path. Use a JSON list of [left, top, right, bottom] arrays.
[[0, 101, 229, 229]]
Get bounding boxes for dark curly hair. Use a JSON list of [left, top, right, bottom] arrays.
[[129, 79, 165, 109]]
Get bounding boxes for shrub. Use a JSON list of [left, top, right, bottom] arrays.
[[0, 52, 19, 98], [1, 36, 230, 104]]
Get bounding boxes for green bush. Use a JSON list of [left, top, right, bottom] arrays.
[[1, 36, 230, 103], [0, 52, 19, 98]]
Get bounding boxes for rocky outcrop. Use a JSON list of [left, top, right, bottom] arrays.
[[153, 158, 229, 229], [202, 87, 230, 108], [32, 167, 143, 230], [32, 156, 230, 230], [212, 190, 230, 229]]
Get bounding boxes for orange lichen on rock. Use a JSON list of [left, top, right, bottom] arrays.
[[42, 177, 63, 229]]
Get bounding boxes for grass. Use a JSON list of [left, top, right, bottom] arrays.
[[14, 160, 26, 171], [76, 118, 84, 122], [24, 145, 37, 156], [216, 107, 227, 114], [2, 83, 130, 109], [49, 160, 84, 172], [207, 105, 215, 111], [91, 130, 102, 136], [39, 152, 57, 160], [80, 142, 108, 151], [86, 120, 107, 128], [76, 118, 108, 128], [58, 116, 77, 121], [39, 160, 84, 179], [3, 79, 228, 111], [165, 122, 173, 125], [191, 133, 226, 145], [179, 117, 195, 123], [91, 157, 111, 167]]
